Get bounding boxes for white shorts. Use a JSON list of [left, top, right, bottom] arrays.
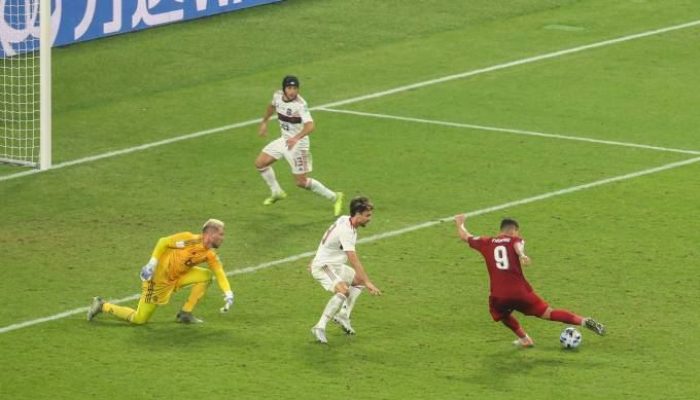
[[262, 137, 313, 175], [311, 264, 355, 292]]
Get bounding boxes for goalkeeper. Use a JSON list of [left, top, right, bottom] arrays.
[[87, 219, 234, 324]]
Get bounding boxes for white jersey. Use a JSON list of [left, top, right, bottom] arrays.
[[311, 216, 357, 268], [271, 90, 313, 142]]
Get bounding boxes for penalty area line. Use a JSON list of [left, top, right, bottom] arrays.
[[318, 108, 700, 156]]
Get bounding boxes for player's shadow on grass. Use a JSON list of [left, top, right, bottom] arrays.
[[458, 347, 603, 391], [128, 323, 237, 350], [85, 318, 238, 350], [298, 333, 395, 376]]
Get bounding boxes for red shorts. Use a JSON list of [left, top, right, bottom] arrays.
[[488, 292, 549, 321]]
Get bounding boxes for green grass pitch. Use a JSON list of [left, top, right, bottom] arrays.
[[1, 1, 699, 399]]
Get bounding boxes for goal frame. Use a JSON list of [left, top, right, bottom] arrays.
[[39, 0, 51, 170]]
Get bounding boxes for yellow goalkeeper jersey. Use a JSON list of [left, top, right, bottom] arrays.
[[151, 232, 231, 292]]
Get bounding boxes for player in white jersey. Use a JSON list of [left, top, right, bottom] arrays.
[[255, 75, 345, 216], [309, 196, 381, 344]]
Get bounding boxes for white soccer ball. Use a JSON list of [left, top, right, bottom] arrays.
[[560, 326, 582, 349]]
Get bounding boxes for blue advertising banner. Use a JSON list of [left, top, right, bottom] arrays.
[[1, 0, 280, 58]]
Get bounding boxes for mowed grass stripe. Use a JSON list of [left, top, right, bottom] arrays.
[[2, 18, 699, 183], [2, 155, 698, 335]]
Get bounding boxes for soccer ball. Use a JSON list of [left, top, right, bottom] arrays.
[[559, 326, 582, 349]]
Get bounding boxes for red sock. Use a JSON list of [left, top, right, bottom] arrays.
[[501, 315, 527, 338], [550, 309, 583, 325]]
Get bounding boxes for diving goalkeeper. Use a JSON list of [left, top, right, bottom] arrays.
[[87, 219, 234, 324]]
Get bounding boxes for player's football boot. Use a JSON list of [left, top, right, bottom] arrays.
[[332, 314, 355, 335], [512, 335, 535, 348], [311, 327, 328, 344], [584, 318, 606, 335], [263, 191, 287, 206], [86, 296, 105, 321], [333, 192, 345, 216], [176, 311, 204, 324]]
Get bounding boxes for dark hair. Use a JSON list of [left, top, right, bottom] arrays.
[[500, 218, 519, 231], [282, 75, 299, 89], [349, 196, 373, 216]]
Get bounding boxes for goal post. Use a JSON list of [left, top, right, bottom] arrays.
[[40, 0, 51, 170], [0, 0, 51, 170]]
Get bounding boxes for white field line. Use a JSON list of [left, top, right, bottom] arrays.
[[318, 108, 700, 156], [0, 119, 262, 182], [319, 19, 700, 109], [2, 18, 700, 183], [1, 155, 699, 334]]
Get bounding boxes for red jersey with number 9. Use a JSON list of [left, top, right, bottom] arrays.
[[467, 234, 533, 298]]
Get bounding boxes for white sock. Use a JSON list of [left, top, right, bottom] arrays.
[[337, 286, 363, 319], [258, 167, 283, 194], [306, 178, 336, 201], [315, 293, 347, 329]]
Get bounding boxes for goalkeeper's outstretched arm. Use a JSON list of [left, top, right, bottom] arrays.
[[208, 256, 234, 312], [140, 236, 171, 281]]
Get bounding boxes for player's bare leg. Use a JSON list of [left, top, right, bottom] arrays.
[[502, 314, 534, 347], [296, 174, 343, 216], [255, 152, 286, 205]]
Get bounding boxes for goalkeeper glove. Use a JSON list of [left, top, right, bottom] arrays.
[[140, 257, 157, 281], [221, 291, 234, 312]]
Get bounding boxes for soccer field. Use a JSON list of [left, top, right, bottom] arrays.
[[1, 1, 699, 399]]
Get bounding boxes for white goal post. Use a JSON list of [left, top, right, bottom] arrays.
[[0, 0, 51, 170]]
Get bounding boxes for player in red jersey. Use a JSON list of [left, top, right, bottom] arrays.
[[454, 214, 605, 347]]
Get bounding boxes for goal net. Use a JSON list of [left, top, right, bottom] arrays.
[[0, 0, 51, 169]]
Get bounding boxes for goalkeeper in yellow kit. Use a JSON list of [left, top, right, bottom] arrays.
[[87, 219, 234, 324]]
